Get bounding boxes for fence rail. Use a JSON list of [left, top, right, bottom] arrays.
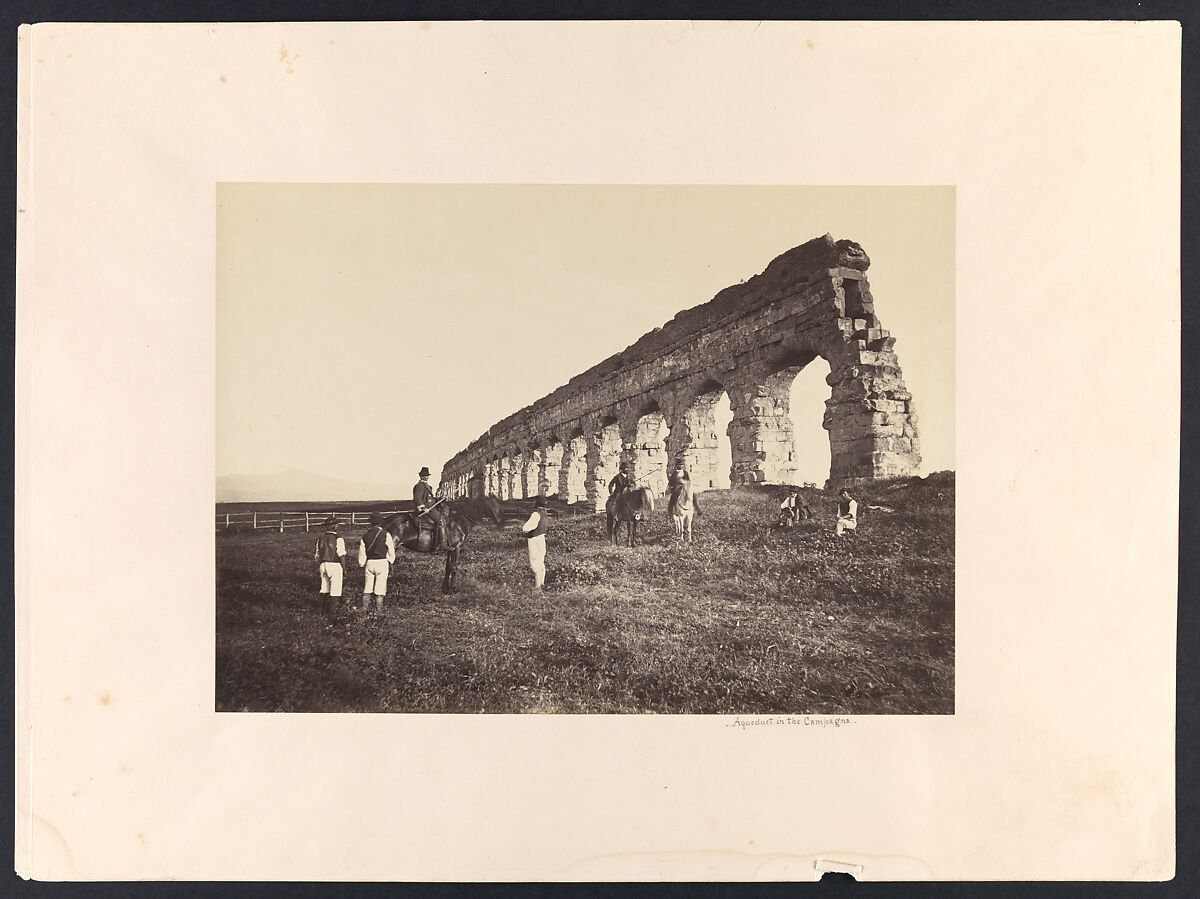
[[216, 509, 411, 532]]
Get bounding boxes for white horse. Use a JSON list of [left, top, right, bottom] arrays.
[[667, 476, 699, 542]]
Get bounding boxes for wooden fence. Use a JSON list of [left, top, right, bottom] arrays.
[[215, 508, 411, 533]]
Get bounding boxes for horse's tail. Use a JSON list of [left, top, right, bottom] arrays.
[[643, 487, 655, 512]]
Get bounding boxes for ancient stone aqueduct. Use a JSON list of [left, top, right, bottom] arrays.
[[437, 234, 921, 511]]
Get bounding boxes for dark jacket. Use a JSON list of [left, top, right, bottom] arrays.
[[315, 531, 343, 562], [609, 472, 632, 495], [362, 526, 390, 560], [413, 480, 435, 508]]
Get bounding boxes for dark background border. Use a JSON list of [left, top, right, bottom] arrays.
[[2, 2, 1194, 896]]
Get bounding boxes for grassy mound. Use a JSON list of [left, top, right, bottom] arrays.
[[216, 475, 954, 714]]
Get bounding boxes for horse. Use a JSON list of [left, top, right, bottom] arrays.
[[605, 487, 655, 547], [385, 495, 504, 594], [667, 478, 699, 543]]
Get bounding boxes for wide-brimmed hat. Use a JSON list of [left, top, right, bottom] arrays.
[[369, 511, 384, 524], [419, 466, 431, 478], [323, 515, 339, 528], [789, 485, 801, 493], [535, 495, 549, 507]]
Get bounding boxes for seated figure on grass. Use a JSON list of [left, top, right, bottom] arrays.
[[778, 485, 812, 527], [835, 488, 858, 536]]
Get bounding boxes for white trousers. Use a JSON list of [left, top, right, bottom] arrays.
[[836, 517, 857, 535], [363, 558, 390, 595], [318, 561, 344, 597], [526, 534, 546, 588]]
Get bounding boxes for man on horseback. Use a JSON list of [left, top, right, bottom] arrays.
[[413, 466, 445, 550], [608, 462, 634, 498]]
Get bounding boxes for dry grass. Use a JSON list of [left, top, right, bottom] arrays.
[[216, 475, 954, 714]]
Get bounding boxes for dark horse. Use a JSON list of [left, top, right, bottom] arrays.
[[605, 487, 655, 547], [384, 496, 503, 594]]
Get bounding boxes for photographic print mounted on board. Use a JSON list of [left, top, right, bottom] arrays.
[[215, 184, 955, 714]]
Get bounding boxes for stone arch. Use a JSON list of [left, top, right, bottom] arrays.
[[522, 442, 542, 498], [497, 453, 513, 501], [586, 416, 622, 512], [468, 468, 484, 499], [540, 437, 564, 497], [483, 456, 499, 497], [509, 447, 528, 499], [664, 376, 734, 490], [558, 426, 589, 504], [621, 401, 671, 496]]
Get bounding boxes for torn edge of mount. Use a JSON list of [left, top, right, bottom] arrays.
[[814, 858, 863, 878]]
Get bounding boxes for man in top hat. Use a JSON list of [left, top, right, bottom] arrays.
[[608, 461, 634, 498], [414, 466, 445, 550], [313, 515, 347, 621], [835, 488, 858, 536], [779, 485, 813, 528], [357, 511, 396, 615], [520, 495, 550, 591]]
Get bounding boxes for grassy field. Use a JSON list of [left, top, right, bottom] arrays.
[[215, 474, 954, 714]]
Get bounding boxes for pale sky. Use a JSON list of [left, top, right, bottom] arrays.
[[217, 185, 954, 493]]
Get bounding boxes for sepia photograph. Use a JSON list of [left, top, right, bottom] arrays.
[[17, 19, 1177, 881], [215, 184, 955, 714]]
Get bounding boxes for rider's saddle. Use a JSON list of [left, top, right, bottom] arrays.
[[402, 511, 443, 552]]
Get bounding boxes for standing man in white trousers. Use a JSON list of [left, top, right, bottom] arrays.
[[313, 515, 346, 621], [521, 495, 549, 591], [357, 511, 397, 615]]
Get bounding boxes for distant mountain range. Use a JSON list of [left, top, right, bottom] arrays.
[[216, 469, 411, 503]]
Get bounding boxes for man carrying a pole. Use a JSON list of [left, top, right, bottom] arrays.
[[414, 466, 446, 550], [358, 511, 396, 616]]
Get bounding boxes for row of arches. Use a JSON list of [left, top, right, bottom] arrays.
[[437, 258, 924, 505], [442, 354, 838, 511]]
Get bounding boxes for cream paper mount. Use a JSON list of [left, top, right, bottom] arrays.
[[15, 20, 1179, 881]]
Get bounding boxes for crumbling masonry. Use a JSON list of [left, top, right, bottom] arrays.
[[437, 235, 921, 510]]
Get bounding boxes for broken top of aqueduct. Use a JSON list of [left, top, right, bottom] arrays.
[[437, 234, 921, 511]]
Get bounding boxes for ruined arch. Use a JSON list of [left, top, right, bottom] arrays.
[[521, 442, 541, 499], [497, 453, 512, 501], [558, 428, 589, 503], [617, 400, 671, 497], [438, 235, 920, 503], [666, 376, 733, 490], [540, 437, 564, 497], [586, 417, 623, 512]]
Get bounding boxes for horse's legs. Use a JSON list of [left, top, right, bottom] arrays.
[[628, 520, 636, 547], [442, 546, 459, 594]]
